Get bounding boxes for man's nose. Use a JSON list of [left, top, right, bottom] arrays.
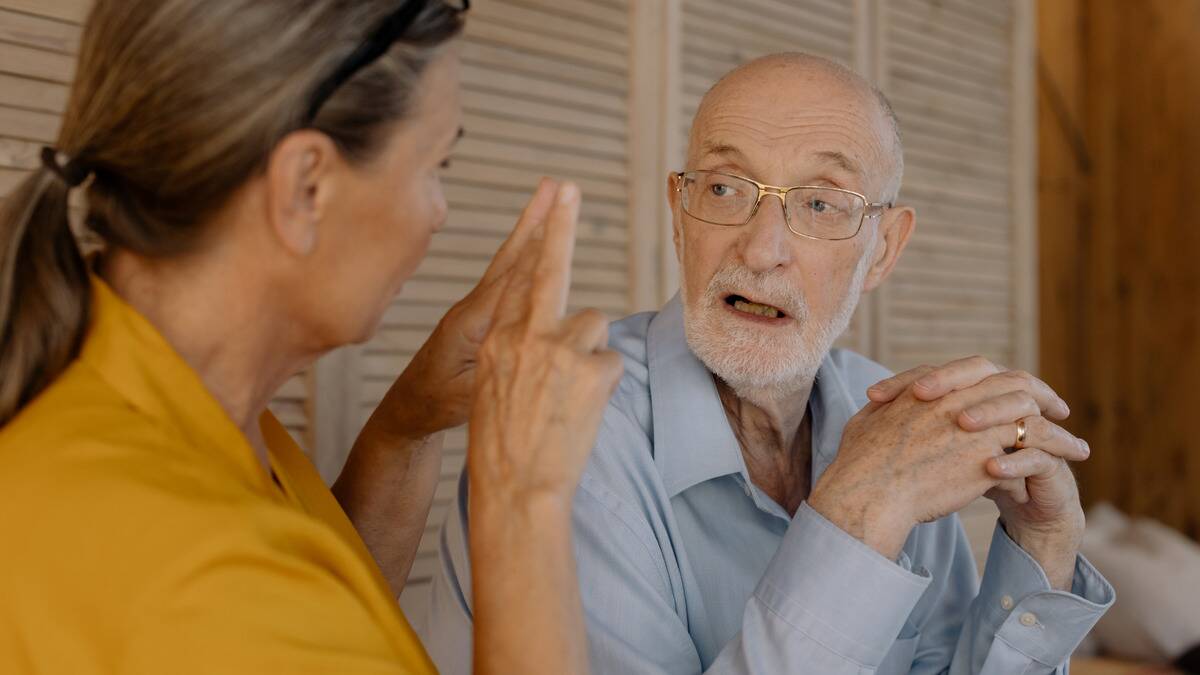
[[739, 193, 792, 273]]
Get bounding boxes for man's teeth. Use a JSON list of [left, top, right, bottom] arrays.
[[733, 299, 781, 318]]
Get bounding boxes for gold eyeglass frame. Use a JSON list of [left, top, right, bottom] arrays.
[[673, 170, 893, 242]]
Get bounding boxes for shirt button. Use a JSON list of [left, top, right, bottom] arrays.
[[1019, 612, 1038, 627], [1000, 595, 1014, 611]]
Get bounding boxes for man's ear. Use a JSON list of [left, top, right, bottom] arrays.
[[264, 130, 340, 257], [665, 172, 683, 263], [862, 205, 915, 292]]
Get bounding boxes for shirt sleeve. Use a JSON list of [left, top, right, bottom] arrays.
[[119, 523, 424, 675], [946, 521, 1115, 675], [575, 490, 936, 674]]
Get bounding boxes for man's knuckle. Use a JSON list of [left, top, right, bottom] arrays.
[[968, 355, 993, 369]]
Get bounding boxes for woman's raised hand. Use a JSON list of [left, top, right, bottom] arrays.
[[467, 180, 622, 675], [467, 180, 624, 507], [364, 178, 565, 443]]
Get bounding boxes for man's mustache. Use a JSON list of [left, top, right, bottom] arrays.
[[702, 266, 809, 320]]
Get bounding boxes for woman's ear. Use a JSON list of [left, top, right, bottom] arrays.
[[264, 130, 340, 257], [862, 205, 916, 293]]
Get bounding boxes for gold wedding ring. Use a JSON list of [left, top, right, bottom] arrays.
[[1014, 419, 1028, 450]]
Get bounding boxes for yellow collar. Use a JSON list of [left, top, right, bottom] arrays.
[[80, 275, 278, 496]]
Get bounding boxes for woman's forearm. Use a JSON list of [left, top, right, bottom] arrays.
[[332, 422, 445, 595], [470, 492, 589, 675]]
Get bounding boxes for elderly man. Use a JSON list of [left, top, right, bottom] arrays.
[[426, 53, 1113, 674]]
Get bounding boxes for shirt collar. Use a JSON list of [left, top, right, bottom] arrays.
[[79, 276, 276, 495], [647, 293, 865, 498]]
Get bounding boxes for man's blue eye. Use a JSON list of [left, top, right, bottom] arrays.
[[711, 184, 734, 197]]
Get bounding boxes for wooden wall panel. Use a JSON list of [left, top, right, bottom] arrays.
[[1039, 0, 1200, 537]]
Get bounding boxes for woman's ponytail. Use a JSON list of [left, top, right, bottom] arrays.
[[0, 167, 91, 425]]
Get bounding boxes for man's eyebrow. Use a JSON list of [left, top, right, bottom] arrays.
[[698, 141, 747, 161], [814, 150, 861, 175]]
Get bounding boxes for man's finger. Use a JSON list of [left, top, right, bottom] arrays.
[[986, 417, 1090, 462], [866, 365, 936, 403], [909, 355, 1004, 401], [958, 391, 1041, 431], [987, 480, 1030, 505], [988, 447, 1065, 480], [954, 370, 1071, 421], [528, 181, 580, 330], [479, 178, 557, 287]]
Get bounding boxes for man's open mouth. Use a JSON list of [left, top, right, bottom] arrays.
[[724, 294, 787, 319]]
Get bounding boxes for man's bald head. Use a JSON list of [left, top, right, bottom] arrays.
[[688, 52, 904, 202]]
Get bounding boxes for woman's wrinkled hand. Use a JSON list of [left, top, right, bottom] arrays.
[[467, 181, 624, 508], [365, 178, 563, 444]]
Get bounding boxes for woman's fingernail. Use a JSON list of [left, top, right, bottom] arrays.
[[558, 183, 579, 204]]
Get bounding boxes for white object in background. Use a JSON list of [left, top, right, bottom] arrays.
[[1081, 502, 1200, 664]]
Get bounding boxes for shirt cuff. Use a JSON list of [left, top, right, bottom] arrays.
[[977, 521, 1116, 667], [753, 502, 932, 668]]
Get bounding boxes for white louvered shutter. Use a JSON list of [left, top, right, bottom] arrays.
[[0, 4, 79, 198], [879, 0, 1030, 570], [677, 0, 870, 353], [371, 0, 634, 622], [878, 0, 1018, 372], [0, 1, 316, 451]]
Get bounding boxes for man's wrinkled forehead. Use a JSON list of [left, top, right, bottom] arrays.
[[694, 135, 869, 183], [686, 60, 897, 187]]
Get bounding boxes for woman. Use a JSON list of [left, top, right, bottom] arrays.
[[0, 0, 619, 673]]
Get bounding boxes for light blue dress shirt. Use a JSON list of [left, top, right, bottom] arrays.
[[426, 295, 1114, 674]]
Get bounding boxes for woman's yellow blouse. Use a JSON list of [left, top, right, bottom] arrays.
[[0, 278, 438, 674]]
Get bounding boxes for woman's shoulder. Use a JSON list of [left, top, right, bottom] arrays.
[[1, 361, 201, 488], [0, 361, 290, 545]]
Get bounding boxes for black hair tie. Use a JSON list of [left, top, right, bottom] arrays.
[[40, 147, 90, 188]]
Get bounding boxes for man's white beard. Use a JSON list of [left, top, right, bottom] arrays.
[[680, 256, 869, 399]]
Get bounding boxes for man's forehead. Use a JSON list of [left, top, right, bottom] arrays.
[[696, 139, 865, 176]]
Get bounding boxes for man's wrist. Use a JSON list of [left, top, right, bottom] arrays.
[[809, 481, 914, 560], [1002, 518, 1082, 591]]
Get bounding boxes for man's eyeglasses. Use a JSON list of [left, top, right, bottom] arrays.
[[673, 170, 892, 241], [304, 0, 470, 124]]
